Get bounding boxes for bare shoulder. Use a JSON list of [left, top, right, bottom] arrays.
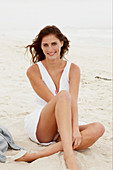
[[26, 63, 41, 79], [69, 63, 80, 79]]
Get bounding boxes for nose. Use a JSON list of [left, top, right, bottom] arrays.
[[48, 45, 54, 52]]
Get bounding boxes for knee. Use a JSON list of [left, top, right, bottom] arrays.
[[57, 90, 71, 102], [90, 122, 105, 139]]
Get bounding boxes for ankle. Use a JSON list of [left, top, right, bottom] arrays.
[[64, 154, 79, 170], [64, 151, 74, 160]]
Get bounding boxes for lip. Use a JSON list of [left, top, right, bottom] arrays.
[[47, 52, 56, 56]]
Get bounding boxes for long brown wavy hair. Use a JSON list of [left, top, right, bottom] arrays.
[[26, 25, 70, 63]]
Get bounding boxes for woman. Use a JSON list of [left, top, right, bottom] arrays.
[[16, 25, 105, 170]]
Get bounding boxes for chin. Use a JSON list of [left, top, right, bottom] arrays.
[[47, 55, 58, 60]]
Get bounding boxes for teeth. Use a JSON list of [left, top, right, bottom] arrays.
[[48, 53, 55, 55]]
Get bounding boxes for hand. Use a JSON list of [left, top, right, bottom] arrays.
[[72, 127, 82, 149]]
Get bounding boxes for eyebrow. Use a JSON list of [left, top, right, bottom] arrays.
[[42, 43, 48, 45], [42, 41, 57, 44]]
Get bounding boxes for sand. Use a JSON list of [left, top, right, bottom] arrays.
[[0, 29, 112, 170]]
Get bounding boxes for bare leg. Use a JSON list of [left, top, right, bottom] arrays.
[[54, 91, 79, 170], [36, 90, 79, 170], [16, 142, 63, 162], [16, 122, 104, 163], [76, 122, 105, 150], [18, 91, 105, 169], [17, 91, 79, 169]]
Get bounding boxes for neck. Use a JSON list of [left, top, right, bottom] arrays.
[[45, 58, 63, 70]]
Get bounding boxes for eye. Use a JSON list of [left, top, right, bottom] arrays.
[[43, 43, 48, 47], [52, 42, 57, 45]]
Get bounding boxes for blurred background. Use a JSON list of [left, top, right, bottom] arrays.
[[0, 0, 112, 58]]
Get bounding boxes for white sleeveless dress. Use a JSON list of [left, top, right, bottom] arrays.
[[24, 60, 84, 145]]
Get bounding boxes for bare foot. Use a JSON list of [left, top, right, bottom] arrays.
[[64, 153, 79, 170], [15, 152, 38, 162]]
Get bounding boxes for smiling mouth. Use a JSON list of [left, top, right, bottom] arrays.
[[47, 52, 56, 56]]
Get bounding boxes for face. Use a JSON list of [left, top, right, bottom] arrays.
[[41, 34, 63, 60]]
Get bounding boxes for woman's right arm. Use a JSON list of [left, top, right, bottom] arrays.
[[26, 64, 54, 102]]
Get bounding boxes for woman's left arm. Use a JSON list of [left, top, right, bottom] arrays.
[[69, 63, 81, 149]]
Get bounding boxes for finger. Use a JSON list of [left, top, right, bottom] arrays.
[[72, 137, 75, 145], [74, 138, 82, 149], [77, 138, 82, 146], [74, 139, 78, 149]]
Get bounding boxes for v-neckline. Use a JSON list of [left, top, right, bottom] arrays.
[[40, 60, 67, 93]]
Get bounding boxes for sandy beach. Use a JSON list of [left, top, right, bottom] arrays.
[[0, 26, 112, 170]]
